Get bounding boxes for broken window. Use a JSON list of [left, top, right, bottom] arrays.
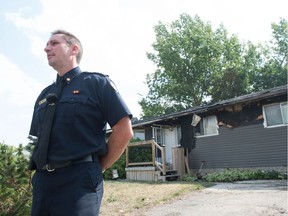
[[196, 115, 219, 137], [263, 102, 288, 127]]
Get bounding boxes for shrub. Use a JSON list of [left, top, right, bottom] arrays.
[[180, 169, 287, 183], [103, 153, 126, 180], [103, 138, 151, 180], [203, 169, 287, 182], [0, 143, 32, 216], [128, 145, 152, 163], [180, 174, 197, 182]]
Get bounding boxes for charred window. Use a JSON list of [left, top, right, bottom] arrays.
[[196, 115, 219, 137]]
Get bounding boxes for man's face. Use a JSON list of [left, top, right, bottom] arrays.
[[44, 34, 72, 68]]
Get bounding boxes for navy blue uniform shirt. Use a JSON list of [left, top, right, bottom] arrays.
[[30, 66, 132, 165]]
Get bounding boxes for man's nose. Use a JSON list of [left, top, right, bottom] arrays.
[[44, 45, 50, 52]]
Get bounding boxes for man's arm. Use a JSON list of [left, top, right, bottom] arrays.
[[100, 116, 133, 171]]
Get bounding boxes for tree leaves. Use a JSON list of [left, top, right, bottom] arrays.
[[140, 14, 287, 118], [0, 143, 32, 216]]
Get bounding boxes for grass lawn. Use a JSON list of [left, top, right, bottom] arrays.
[[100, 180, 213, 216]]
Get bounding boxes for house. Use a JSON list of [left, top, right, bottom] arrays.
[[125, 85, 288, 181]]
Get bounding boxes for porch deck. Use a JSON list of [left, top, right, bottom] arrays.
[[125, 140, 185, 182]]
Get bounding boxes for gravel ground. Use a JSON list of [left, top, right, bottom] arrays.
[[133, 180, 287, 216]]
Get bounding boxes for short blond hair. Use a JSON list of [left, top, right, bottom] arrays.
[[51, 29, 83, 63]]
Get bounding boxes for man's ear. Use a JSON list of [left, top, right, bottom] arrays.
[[71, 45, 79, 55]]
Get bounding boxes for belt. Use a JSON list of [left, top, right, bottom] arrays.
[[41, 154, 97, 172]]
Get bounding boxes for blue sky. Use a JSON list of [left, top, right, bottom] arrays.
[[0, 0, 287, 146]]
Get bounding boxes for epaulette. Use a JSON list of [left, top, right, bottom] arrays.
[[82, 71, 109, 77]]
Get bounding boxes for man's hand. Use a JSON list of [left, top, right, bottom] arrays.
[[100, 116, 133, 171]]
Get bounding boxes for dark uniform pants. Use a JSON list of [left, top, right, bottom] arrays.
[[31, 162, 103, 216]]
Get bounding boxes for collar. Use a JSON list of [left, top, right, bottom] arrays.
[[56, 66, 82, 86]]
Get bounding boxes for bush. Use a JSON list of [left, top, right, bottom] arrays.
[[203, 169, 287, 182], [180, 174, 198, 182], [128, 145, 152, 163], [180, 169, 287, 183], [103, 153, 126, 180], [103, 138, 151, 180], [0, 143, 32, 216]]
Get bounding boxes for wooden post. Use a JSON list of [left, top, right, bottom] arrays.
[[184, 148, 190, 174], [152, 141, 155, 166], [125, 147, 129, 167], [162, 146, 166, 176], [172, 147, 185, 176]]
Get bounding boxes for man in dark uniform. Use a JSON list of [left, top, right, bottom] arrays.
[[29, 29, 133, 216]]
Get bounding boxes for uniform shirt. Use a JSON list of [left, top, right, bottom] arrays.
[[30, 66, 132, 165]]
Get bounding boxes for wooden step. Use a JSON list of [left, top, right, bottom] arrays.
[[165, 174, 180, 181], [161, 170, 178, 175]]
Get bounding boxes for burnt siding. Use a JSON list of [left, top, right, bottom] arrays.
[[189, 124, 287, 169]]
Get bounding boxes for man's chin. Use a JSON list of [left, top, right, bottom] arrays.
[[48, 61, 55, 66]]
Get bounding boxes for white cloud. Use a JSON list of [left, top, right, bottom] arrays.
[[0, 54, 44, 105], [4, 0, 154, 115], [2, 0, 287, 146], [0, 53, 44, 146]]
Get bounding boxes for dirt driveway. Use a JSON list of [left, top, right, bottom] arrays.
[[134, 180, 287, 216]]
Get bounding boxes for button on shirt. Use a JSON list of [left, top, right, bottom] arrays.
[[30, 66, 132, 164]]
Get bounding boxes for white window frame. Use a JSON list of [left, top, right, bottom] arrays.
[[263, 102, 288, 128], [176, 125, 182, 146], [196, 115, 219, 137], [152, 126, 164, 145]]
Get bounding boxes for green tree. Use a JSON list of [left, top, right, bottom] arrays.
[[251, 18, 288, 91], [25, 135, 37, 154], [140, 14, 287, 118], [0, 143, 32, 216], [140, 14, 247, 118], [209, 33, 250, 103]]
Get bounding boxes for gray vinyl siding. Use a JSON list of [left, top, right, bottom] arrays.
[[189, 123, 287, 170]]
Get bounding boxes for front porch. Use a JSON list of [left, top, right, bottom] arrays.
[[125, 140, 186, 181]]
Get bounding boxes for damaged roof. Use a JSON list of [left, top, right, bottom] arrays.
[[132, 85, 287, 127]]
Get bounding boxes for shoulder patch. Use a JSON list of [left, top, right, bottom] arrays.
[[39, 98, 47, 105]]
